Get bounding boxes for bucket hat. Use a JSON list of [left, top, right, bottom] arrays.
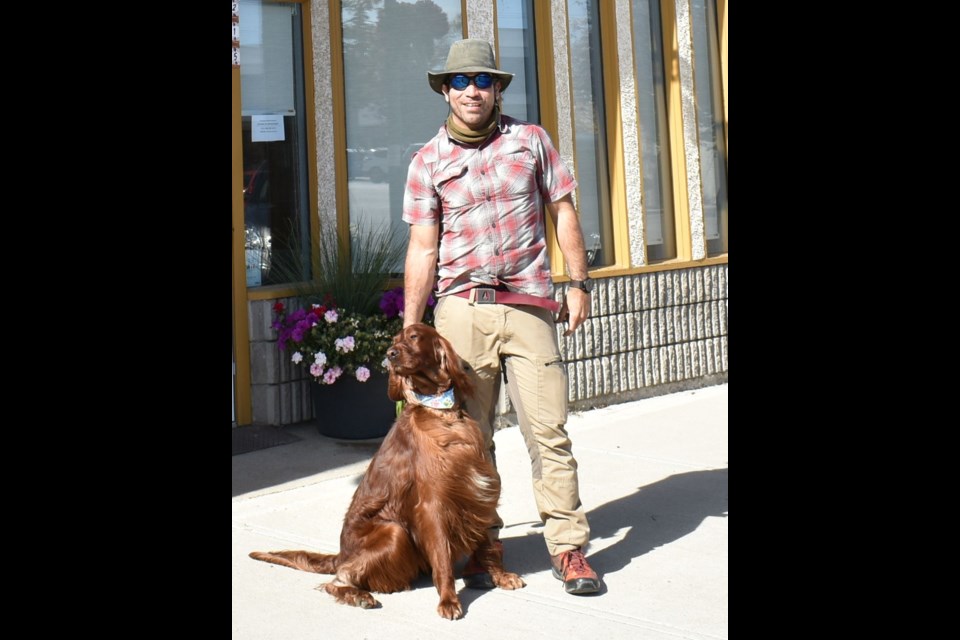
[[427, 39, 514, 94]]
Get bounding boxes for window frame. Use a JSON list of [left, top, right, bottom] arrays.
[[533, 0, 728, 280], [232, 0, 319, 424]]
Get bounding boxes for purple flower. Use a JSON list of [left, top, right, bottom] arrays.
[[379, 287, 404, 319], [290, 317, 313, 343], [273, 296, 417, 386], [380, 287, 436, 320]]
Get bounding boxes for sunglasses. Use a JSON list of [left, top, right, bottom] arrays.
[[448, 73, 494, 90]]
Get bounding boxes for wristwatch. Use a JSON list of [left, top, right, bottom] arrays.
[[569, 277, 593, 293]]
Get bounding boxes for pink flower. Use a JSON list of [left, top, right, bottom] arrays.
[[271, 291, 423, 387]]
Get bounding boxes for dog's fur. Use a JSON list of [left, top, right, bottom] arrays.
[[249, 323, 524, 619]]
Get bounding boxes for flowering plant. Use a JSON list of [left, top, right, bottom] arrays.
[[273, 287, 435, 385]]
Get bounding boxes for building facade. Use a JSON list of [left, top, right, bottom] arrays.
[[231, 0, 728, 426]]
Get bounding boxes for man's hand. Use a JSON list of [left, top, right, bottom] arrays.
[[560, 288, 590, 337]]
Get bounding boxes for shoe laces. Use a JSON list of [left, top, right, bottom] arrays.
[[563, 549, 588, 573]]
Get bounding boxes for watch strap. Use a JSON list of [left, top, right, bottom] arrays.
[[569, 278, 592, 292]]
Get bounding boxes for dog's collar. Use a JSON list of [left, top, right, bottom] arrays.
[[411, 387, 456, 409]]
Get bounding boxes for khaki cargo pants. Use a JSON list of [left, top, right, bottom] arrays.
[[434, 293, 590, 556]]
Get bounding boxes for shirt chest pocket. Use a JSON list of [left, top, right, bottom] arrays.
[[434, 164, 471, 210], [494, 152, 538, 197]]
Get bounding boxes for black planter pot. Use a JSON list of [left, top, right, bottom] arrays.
[[309, 369, 395, 439]]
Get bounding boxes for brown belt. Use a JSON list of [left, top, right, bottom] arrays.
[[452, 287, 561, 313]]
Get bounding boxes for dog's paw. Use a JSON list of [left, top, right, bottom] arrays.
[[437, 598, 464, 620], [320, 582, 381, 609], [493, 572, 526, 590]]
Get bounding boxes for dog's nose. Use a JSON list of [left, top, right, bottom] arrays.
[[386, 347, 399, 361]]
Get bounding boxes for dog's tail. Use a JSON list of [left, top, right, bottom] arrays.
[[249, 549, 338, 574]]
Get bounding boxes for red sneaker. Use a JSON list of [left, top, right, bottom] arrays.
[[461, 541, 502, 590], [550, 548, 601, 594]]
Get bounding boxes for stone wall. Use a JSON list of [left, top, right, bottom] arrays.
[[247, 263, 728, 426], [247, 295, 312, 426], [560, 263, 728, 410]]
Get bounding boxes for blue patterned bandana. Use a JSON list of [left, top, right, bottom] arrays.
[[412, 387, 456, 409]]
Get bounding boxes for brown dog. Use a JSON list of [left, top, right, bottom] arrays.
[[250, 323, 524, 619]]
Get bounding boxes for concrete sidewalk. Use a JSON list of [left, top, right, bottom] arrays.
[[232, 383, 728, 640]]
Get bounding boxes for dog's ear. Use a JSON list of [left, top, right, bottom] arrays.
[[388, 365, 420, 404], [386, 363, 405, 401], [435, 332, 475, 399]]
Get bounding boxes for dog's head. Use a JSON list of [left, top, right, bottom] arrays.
[[385, 323, 474, 404]]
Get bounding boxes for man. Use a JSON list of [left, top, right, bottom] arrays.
[[401, 38, 601, 595]]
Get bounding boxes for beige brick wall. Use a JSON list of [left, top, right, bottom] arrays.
[[247, 264, 728, 425]]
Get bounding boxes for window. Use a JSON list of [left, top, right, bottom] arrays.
[[568, 0, 613, 268], [690, 0, 728, 256], [496, 0, 539, 123], [340, 0, 464, 272], [239, 0, 311, 286], [631, 0, 676, 261]]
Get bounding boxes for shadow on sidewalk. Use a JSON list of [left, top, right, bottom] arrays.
[[498, 468, 728, 580], [232, 422, 383, 497]]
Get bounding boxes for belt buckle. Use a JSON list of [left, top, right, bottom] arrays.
[[474, 287, 496, 304]]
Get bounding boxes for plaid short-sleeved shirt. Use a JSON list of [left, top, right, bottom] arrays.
[[402, 114, 577, 299]]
